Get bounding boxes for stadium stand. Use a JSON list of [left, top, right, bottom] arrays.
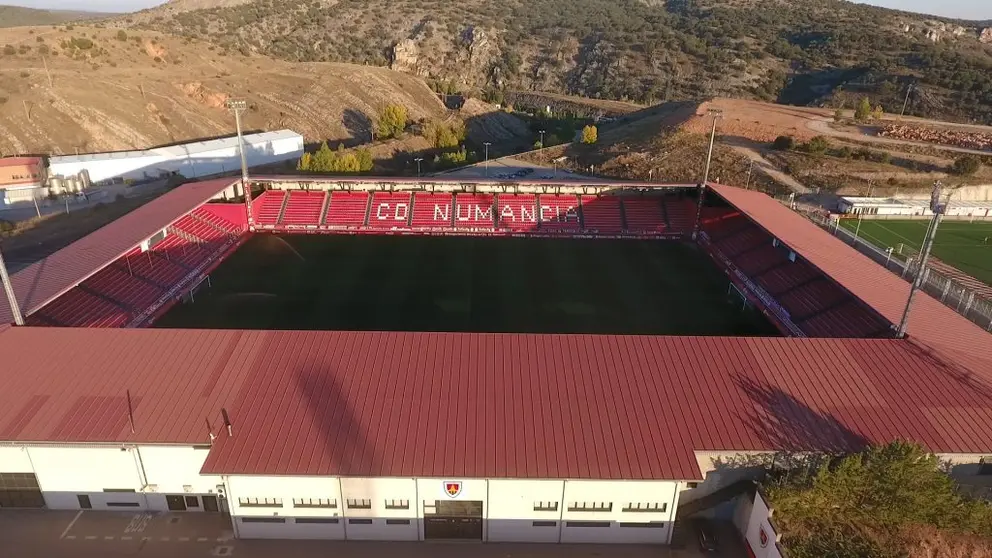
[[253, 189, 286, 226], [281, 190, 324, 227], [580, 195, 624, 233], [537, 194, 581, 232], [497, 193, 539, 232], [454, 193, 496, 229], [325, 191, 370, 228], [622, 198, 667, 234], [665, 198, 695, 233], [368, 192, 413, 230], [412, 192, 455, 229], [701, 211, 891, 338]]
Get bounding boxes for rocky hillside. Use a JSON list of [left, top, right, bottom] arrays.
[[0, 5, 107, 28], [0, 25, 448, 155], [125, 0, 992, 124]]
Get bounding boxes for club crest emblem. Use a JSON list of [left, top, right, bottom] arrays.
[[759, 526, 769, 548], [444, 481, 462, 498]]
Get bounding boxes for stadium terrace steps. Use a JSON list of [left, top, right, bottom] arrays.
[[318, 191, 331, 225], [622, 198, 667, 233], [579, 196, 624, 234], [280, 191, 325, 226], [412, 192, 455, 229], [454, 193, 496, 230], [325, 191, 370, 228], [193, 207, 242, 235], [368, 192, 413, 230], [497, 193, 538, 231], [33, 288, 129, 328], [253, 189, 286, 226]]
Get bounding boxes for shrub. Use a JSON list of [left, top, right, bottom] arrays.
[[19, 71, 29, 78], [581, 124, 598, 144], [773, 135, 795, 150], [116, 30, 128, 42], [2, 45, 15, 56], [854, 97, 873, 122], [837, 146, 853, 159], [36, 36, 44, 43], [376, 104, 408, 139], [951, 155, 981, 176], [801, 135, 830, 154]]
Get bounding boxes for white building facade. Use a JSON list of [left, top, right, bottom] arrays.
[[48, 130, 304, 185]]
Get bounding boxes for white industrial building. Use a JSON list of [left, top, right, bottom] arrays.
[[48, 130, 304, 185], [839, 196, 992, 218]]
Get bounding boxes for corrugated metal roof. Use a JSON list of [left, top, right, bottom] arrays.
[[710, 184, 992, 372], [0, 157, 43, 168], [49, 131, 302, 164], [0, 327, 254, 444], [1, 327, 988, 478], [0, 178, 237, 324]]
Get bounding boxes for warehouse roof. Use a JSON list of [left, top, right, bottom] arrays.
[[0, 178, 237, 324], [710, 184, 992, 373], [0, 326, 989, 480], [0, 157, 43, 168], [49, 131, 302, 164]]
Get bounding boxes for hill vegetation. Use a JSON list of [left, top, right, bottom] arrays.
[[128, 0, 992, 124], [0, 5, 108, 28]]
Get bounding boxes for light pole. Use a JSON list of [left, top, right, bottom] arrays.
[[852, 180, 874, 244], [744, 159, 754, 190], [539, 130, 546, 149], [692, 108, 722, 240], [897, 180, 948, 337], [885, 246, 894, 268], [0, 247, 24, 326], [414, 157, 423, 177], [483, 142, 491, 177], [226, 99, 253, 226]]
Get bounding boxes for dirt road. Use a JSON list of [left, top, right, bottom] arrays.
[[806, 119, 992, 157]]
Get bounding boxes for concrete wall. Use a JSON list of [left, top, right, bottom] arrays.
[[0, 444, 222, 513], [734, 492, 783, 558], [224, 475, 678, 543]]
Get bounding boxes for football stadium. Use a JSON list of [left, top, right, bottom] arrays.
[[0, 176, 990, 545]]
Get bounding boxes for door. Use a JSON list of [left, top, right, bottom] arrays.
[[202, 495, 219, 512], [166, 495, 187, 511], [0, 473, 44, 508], [423, 500, 483, 540]]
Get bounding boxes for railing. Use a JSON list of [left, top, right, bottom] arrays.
[[797, 208, 992, 332]]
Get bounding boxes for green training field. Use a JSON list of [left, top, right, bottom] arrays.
[[839, 219, 992, 286], [154, 234, 778, 336]]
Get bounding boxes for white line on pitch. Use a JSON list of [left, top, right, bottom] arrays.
[[60, 510, 83, 539]]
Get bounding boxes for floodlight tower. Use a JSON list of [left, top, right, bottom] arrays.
[[226, 99, 253, 227], [896, 180, 948, 338], [692, 108, 723, 240]]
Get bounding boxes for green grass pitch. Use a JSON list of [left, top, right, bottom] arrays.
[[839, 219, 992, 286], [154, 234, 778, 336]]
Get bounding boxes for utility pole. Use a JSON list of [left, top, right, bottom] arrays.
[[22, 100, 31, 121], [0, 247, 24, 326], [744, 159, 754, 190], [899, 83, 914, 120], [539, 130, 546, 149], [852, 179, 874, 244], [226, 99, 252, 226], [896, 181, 947, 337], [483, 142, 491, 177], [692, 108, 722, 240], [414, 157, 423, 177]]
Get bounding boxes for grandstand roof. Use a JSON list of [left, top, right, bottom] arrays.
[[0, 326, 989, 480], [710, 184, 992, 373], [0, 178, 237, 325]]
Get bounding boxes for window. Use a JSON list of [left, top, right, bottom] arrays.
[[293, 498, 337, 509], [565, 521, 611, 528], [533, 521, 557, 527], [348, 518, 373, 525], [623, 502, 667, 513], [533, 501, 559, 512], [240, 517, 285, 523], [686, 482, 699, 489], [620, 522, 666, 528], [567, 502, 612, 512], [238, 497, 283, 508], [384, 499, 409, 510], [103, 488, 137, 493], [386, 519, 411, 525], [295, 517, 339, 524], [107, 501, 141, 507], [346, 498, 372, 510], [185, 496, 200, 508]]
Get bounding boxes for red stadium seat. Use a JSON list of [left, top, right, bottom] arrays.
[[252, 190, 286, 226], [454, 194, 495, 230], [622, 198, 667, 234], [411, 193, 454, 230], [496, 194, 538, 232], [579, 196, 623, 233], [367, 192, 413, 230], [537, 194, 581, 232], [325, 192, 369, 228], [280, 191, 324, 226]]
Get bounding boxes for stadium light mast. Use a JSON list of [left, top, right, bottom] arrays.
[[692, 108, 722, 240], [896, 180, 947, 338], [483, 142, 491, 177], [226, 99, 253, 227], [0, 247, 24, 326], [414, 157, 424, 177]]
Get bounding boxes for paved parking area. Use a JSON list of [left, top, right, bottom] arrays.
[[0, 510, 744, 558]]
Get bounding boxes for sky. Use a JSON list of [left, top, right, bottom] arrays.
[[4, 0, 991, 20]]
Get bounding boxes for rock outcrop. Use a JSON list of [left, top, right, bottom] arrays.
[[980, 28, 992, 44]]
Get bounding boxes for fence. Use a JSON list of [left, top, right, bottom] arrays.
[[799, 209, 992, 332]]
